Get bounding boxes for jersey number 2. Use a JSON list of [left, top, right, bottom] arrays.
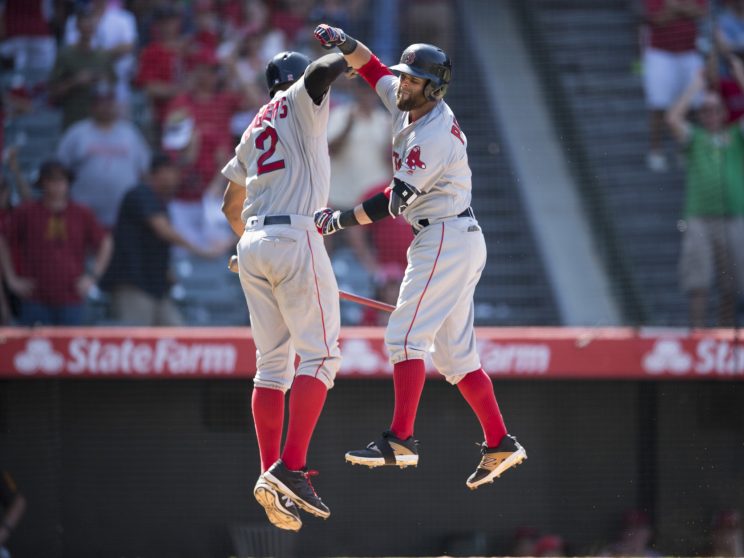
[[256, 126, 285, 175]]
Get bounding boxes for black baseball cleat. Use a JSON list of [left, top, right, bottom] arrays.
[[253, 477, 302, 531], [262, 460, 330, 519], [466, 434, 527, 490], [345, 430, 419, 468]]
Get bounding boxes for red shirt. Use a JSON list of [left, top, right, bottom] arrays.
[[8, 201, 106, 304], [3, 0, 51, 38], [720, 77, 744, 123], [135, 42, 183, 123], [646, 0, 706, 52], [165, 92, 239, 199]]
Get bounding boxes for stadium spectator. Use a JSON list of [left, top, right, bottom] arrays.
[[63, 0, 138, 111], [705, 47, 744, 123], [101, 155, 218, 326], [0, 160, 112, 326], [49, 5, 116, 130], [327, 79, 391, 210], [191, 0, 221, 57], [359, 262, 404, 326], [709, 509, 743, 556], [510, 526, 540, 557], [0, 0, 57, 76], [345, 181, 414, 275], [269, 0, 312, 45], [400, 0, 454, 57], [666, 66, 744, 327], [716, 0, 744, 55], [0, 469, 25, 558], [163, 49, 239, 253], [134, 6, 186, 133], [601, 510, 662, 557], [57, 81, 150, 229], [642, 0, 707, 172], [533, 534, 567, 557], [217, 0, 286, 65], [0, 148, 32, 324]]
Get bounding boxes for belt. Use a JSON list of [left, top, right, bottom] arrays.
[[262, 215, 292, 225], [413, 207, 474, 235]]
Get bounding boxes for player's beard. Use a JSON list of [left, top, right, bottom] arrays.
[[396, 88, 427, 111]]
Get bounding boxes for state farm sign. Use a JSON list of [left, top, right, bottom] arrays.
[[1, 326, 743, 380], [13, 337, 238, 377], [642, 338, 744, 376]]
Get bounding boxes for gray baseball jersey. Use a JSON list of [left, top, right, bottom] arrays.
[[362, 60, 485, 383], [222, 76, 341, 391]]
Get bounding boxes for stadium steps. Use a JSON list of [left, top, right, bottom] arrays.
[[522, 0, 689, 326], [448, 11, 561, 325]]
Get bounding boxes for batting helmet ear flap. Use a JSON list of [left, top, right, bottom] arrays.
[[424, 80, 448, 101]]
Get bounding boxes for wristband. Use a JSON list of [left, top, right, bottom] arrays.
[[338, 209, 359, 228], [338, 36, 358, 55]]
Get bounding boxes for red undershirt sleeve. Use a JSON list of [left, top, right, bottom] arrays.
[[357, 54, 393, 89]]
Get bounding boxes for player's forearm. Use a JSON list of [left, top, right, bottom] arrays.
[[221, 181, 246, 237], [341, 38, 372, 69], [90, 235, 113, 281]]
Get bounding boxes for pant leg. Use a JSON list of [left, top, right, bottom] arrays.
[[237, 231, 296, 392], [110, 286, 158, 325]]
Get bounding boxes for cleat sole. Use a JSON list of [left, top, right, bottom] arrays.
[[262, 473, 331, 519], [253, 485, 302, 531]]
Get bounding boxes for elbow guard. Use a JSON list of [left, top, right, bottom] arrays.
[[387, 178, 422, 217]]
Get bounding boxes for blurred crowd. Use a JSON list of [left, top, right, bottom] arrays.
[[0, 0, 455, 327], [639, 0, 744, 328], [3, 0, 744, 330]]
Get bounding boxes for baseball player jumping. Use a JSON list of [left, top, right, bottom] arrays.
[[220, 50, 348, 530], [313, 25, 527, 489]]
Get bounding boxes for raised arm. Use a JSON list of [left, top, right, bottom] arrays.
[[665, 69, 706, 142], [304, 53, 349, 105], [314, 24, 372, 69]]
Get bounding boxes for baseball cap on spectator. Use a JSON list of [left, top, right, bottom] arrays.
[[162, 110, 195, 150]]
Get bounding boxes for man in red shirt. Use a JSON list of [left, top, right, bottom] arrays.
[[163, 50, 239, 253], [135, 7, 186, 132], [642, 0, 707, 171], [0, 161, 112, 325]]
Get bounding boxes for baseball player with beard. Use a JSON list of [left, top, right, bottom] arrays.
[[313, 25, 527, 489], [221, 50, 348, 531]]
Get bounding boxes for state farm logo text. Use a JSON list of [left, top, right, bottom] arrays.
[[15, 337, 237, 376], [643, 338, 744, 376]]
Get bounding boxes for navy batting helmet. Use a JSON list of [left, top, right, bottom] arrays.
[[265, 51, 311, 97], [390, 43, 452, 101]]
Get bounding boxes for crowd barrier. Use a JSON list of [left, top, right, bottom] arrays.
[[1, 326, 743, 379]]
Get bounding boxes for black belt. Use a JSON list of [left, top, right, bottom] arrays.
[[413, 207, 474, 235], [263, 215, 292, 225]]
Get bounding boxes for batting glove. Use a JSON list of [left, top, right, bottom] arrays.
[[314, 207, 344, 235], [314, 24, 347, 49]]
